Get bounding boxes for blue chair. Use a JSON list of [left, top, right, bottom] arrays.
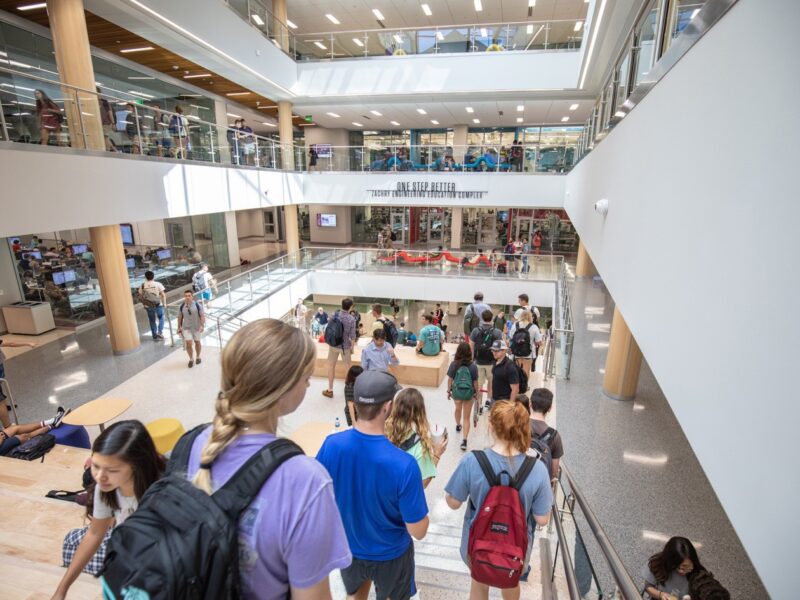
[[51, 424, 91, 449]]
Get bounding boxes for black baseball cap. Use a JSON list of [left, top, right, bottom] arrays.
[[353, 370, 402, 404]]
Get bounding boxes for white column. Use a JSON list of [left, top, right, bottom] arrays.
[[450, 207, 463, 250]]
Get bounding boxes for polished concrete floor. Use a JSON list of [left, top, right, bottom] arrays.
[[557, 276, 767, 598], [2, 275, 767, 598]]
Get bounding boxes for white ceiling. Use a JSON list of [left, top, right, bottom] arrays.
[[293, 98, 593, 129], [287, 0, 591, 33]]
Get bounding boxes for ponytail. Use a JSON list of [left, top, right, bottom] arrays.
[[488, 400, 530, 454]]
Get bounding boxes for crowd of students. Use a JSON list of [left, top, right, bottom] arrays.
[[41, 294, 729, 599]]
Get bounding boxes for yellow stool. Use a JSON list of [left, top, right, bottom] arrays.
[[146, 418, 186, 455]]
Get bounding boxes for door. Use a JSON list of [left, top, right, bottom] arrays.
[[391, 209, 406, 246], [428, 210, 444, 245], [263, 209, 278, 241], [516, 214, 534, 242]]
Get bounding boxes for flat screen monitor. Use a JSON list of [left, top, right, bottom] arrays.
[[120, 223, 135, 246], [156, 249, 172, 260], [24, 251, 42, 260], [316, 213, 337, 227], [72, 244, 87, 255], [52, 270, 75, 285], [126, 258, 136, 269]]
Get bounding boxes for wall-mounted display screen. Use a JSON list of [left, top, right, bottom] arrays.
[[120, 223, 135, 246], [317, 213, 337, 227]]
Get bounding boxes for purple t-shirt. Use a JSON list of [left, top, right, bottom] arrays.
[[188, 428, 351, 598]]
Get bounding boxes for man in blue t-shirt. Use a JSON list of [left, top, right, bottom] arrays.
[[317, 370, 429, 600], [416, 314, 444, 356]]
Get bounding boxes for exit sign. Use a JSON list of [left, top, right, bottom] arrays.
[[304, 115, 313, 123]]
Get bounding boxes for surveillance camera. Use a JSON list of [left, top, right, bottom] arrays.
[[594, 199, 608, 216]]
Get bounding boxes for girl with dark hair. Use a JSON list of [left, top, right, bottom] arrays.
[[447, 341, 479, 450], [344, 364, 363, 426], [34, 89, 62, 146], [642, 536, 705, 600], [53, 420, 164, 600], [445, 400, 553, 599]]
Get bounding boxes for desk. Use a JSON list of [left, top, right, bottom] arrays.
[[63, 397, 132, 432]]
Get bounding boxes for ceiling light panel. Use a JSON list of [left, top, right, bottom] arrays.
[[353, 38, 364, 47], [516, 117, 523, 123], [314, 41, 327, 49], [574, 21, 583, 32], [370, 110, 382, 116], [465, 107, 474, 113], [431, 119, 439, 125], [516, 105, 524, 111], [421, 4, 432, 16], [372, 9, 385, 21], [325, 14, 340, 25], [569, 103, 580, 110], [417, 108, 427, 114], [286, 19, 298, 29], [474, 0, 482, 11], [561, 116, 570, 122], [473, 118, 480, 123], [390, 120, 400, 126], [17, 3, 47, 10], [183, 73, 211, 79], [352, 121, 363, 127], [251, 14, 264, 26], [526, 24, 534, 34], [120, 46, 155, 53], [327, 112, 341, 118]]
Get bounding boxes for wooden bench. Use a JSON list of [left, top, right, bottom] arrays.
[[313, 342, 454, 387]]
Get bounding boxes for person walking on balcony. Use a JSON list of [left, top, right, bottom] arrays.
[[35, 89, 62, 146], [191, 263, 216, 308], [308, 144, 318, 171], [323, 298, 357, 399]]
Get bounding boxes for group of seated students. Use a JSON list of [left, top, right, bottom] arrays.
[[39, 316, 730, 600], [367, 147, 516, 172]]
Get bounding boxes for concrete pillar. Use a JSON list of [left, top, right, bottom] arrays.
[[450, 207, 463, 250], [576, 240, 597, 278], [453, 124, 468, 160], [278, 100, 299, 252], [272, 0, 289, 52], [224, 212, 241, 268], [213, 99, 232, 164], [48, 0, 104, 150], [48, 0, 139, 354], [602, 307, 643, 401]]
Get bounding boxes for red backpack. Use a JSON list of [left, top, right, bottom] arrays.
[[467, 451, 537, 588]]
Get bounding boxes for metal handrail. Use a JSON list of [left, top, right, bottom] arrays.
[[561, 464, 641, 599], [298, 18, 583, 37], [551, 496, 582, 599]]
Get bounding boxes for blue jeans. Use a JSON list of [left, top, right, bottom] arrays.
[[145, 305, 164, 337]]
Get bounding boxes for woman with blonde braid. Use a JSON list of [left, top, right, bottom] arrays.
[[386, 388, 448, 488], [186, 319, 352, 599]]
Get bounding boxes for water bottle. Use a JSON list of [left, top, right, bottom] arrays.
[[334, 417, 341, 431]]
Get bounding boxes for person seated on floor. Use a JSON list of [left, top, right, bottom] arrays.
[[0, 406, 70, 456], [642, 536, 705, 600], [462, 248, 486, 266]]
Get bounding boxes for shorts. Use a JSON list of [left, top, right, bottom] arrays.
[[199, 290, 212, 302], [327, 346, 353, 366], [476, 363, 494, 394], [341, 542, 415, 600], [182, 328, 202, 341]]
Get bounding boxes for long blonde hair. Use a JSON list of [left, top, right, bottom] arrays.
[[193, 319, 316, 493], [517, 309, 533, 327], [385, 388, 435, 460]]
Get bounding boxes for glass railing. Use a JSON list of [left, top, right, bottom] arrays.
[[310, 144, 576, 173], [0, 65, 306, 171], [545, 259, 574, 380], [225, 0, 585, 62]]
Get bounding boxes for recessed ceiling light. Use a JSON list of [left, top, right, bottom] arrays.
[[183, 73, 211, 79], [251, 14, 265, 26], [465, 107, 474, 113], [431, 119, 439, 125], [325, 14, 340, 25], [393, 34, 403, 44], [128, 90, 155, 99], [421, 4, 432, 16], [516, 105, 524, 112], [226, 92, 250, 96], [390, 120, 400, 126], [516, 117, 523, 123], [372, 8, 385, 21], [286, 19, 298, 29], [370, 110, 382, 116], [417, 108, 427, 114], [574, 21, 583, 32], [120, 46, 155, 53], [352, 121, 363, 127], [569, 103, 579, 110], [480, 28, 487, 37], [128, 76, 156, 80], [327, 112, 341, 118], [353, 38, 364, 47], [528, 0, 536, 6], [436, 31, 444, 41], [473, 118, 480, 124], [561, 116, 570, 122], [226, 113, 243, 119], [262, 122, 277, 126], [614, 110, 626, 118], [314, 41, 327, 50], [526, 24, 534, 34], [16, 2, 47, 10], [474, 0, 482, 11]]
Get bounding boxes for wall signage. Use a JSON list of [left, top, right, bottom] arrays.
[[367, 181, 488, 200]]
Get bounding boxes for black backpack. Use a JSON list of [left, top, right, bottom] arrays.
[[100, 425, 303, 600], [511, 360, 529, 394], [378, 317, 399, 346], [390, 231, 397, 242], [510, 324, 532, 357], [463, 304, 481, 336], [473, 328, 495, 363], [324, 311, 345, 347], [529, 424, 556, 476], [9, 433, 55, 461]]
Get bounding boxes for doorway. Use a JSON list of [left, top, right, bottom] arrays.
[[263, 208, 278, 241], [390, 209, 407, 246]]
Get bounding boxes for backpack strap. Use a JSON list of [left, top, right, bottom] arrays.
[[472, 450, 500, 487], [538, 427, 556, 445], [400, 433, 420, 452], [212, 438, 304, 520], [512, 455, 537, 491], [166, 423, 210, 476]]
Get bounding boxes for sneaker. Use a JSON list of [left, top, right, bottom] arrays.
[[156, 334, 164, 340], [455, 424, 462, 433], [472, 413, 479, 428], [484, 399, 491, 411], [460, 439, 467, 451], [188, 360, 194, 368], [322, 389, 334, 398], [195, 358, 202, 365], [52, 408, 71, 429]]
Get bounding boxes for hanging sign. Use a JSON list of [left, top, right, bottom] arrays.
[[366, 181, 488, 200]]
